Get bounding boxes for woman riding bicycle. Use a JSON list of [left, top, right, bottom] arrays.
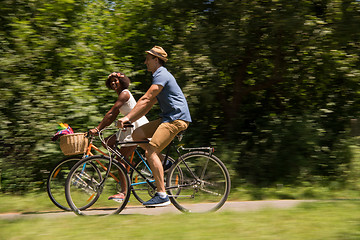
[[89, 72, 148, 202]]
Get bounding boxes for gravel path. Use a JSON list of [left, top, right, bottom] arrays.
[[0, 200, 314, 219]]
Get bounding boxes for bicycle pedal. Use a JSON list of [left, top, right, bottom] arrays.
[[144, 206, 156, 208]]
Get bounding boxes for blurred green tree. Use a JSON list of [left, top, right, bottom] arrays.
[[0, 0, 359, 192]]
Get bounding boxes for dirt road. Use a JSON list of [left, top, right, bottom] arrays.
[[0, 200, 314, 219]]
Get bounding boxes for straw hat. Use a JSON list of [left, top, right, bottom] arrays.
[[145, 46, 168, 62]]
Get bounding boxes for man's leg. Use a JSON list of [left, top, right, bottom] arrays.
[[145, 120, 189, 194], [132, 120, 189, 207], [132, 121, 166, 192], [142, 143, 165, 192], [132, 120, 170, 206]]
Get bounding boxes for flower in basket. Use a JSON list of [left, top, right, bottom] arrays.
[[51, 123, 74, 141]]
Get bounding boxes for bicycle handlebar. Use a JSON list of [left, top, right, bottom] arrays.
[[85, 121, 135, 146], [86, 121, 133, 137], [123, 122, 134, 128], [115, 120, 133, 129]]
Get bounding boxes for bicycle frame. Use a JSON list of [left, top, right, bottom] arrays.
[[131, 149, 155, 187], [65, 128, 230, 214], [92, 127, 219, 196], [80, 135, 154, 190], [103, 139, 156, 190], [99, 133, 215, 193], [83, 138, 108, 157]]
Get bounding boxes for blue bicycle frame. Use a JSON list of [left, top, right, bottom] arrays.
[[130, 149, 155, 187]]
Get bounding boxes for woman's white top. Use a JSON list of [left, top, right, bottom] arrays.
[[116, 89, 148, 145]]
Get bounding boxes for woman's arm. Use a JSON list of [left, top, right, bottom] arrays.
[[90, 90, 130, 134]]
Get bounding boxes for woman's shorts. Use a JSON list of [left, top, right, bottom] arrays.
[[116, 115, 148, 147]]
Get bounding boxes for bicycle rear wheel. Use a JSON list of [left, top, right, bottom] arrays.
[[47, 156, 82, 211], [65, 155, 130, 216], [166, 151, 231, 213]]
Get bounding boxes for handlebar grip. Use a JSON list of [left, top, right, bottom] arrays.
[[85, 131, 90, 138], [123, 121, 134, 128], [116, 120, 133, 128]]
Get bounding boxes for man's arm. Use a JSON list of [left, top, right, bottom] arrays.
[[118, 84, 163, 126]]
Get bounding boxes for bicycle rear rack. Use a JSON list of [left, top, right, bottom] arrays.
[[178, 146, 214, 156]]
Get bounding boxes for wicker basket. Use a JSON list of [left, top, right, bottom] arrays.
[[60, 133, 89, 156]]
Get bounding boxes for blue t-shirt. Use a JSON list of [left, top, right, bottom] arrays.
[[152, 66, 192, 123]]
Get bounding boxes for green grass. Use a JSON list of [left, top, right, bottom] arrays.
[[228, 183, 360, 201], [0, 201, 360, 240], [0, 192, 154, 213], [0, 193, 55, 213]]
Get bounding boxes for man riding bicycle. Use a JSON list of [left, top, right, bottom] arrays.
[[117, 46, 192, 207]]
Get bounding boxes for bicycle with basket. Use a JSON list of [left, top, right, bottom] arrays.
[[47, 127, 168, 211], [64, 124, 231, 216]]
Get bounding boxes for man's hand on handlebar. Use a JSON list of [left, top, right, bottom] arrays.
[[117, 116, 130, 129]]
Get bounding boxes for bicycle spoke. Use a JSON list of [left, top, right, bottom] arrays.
[[200, 158, 209, 180], [199, 186, 222, 196]]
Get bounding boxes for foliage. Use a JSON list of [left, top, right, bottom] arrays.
[[0, 0, 359, 192], [235, 114, 353, 186]]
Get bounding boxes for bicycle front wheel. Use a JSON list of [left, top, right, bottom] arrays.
[[65, 155, 130, 216], [47, 156, 82, 211], [166, 151, 231, 213]]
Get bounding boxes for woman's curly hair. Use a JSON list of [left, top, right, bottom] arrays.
[[105, 72, 130, 90]]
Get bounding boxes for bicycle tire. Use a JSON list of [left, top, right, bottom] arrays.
[[166, 151, 231, 213], [130, 154, 175, 203], [65, 155, 130, 216], [47, 156, 82, 211]]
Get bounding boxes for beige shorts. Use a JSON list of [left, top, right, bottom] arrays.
[[136, 118, 189, 152]]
